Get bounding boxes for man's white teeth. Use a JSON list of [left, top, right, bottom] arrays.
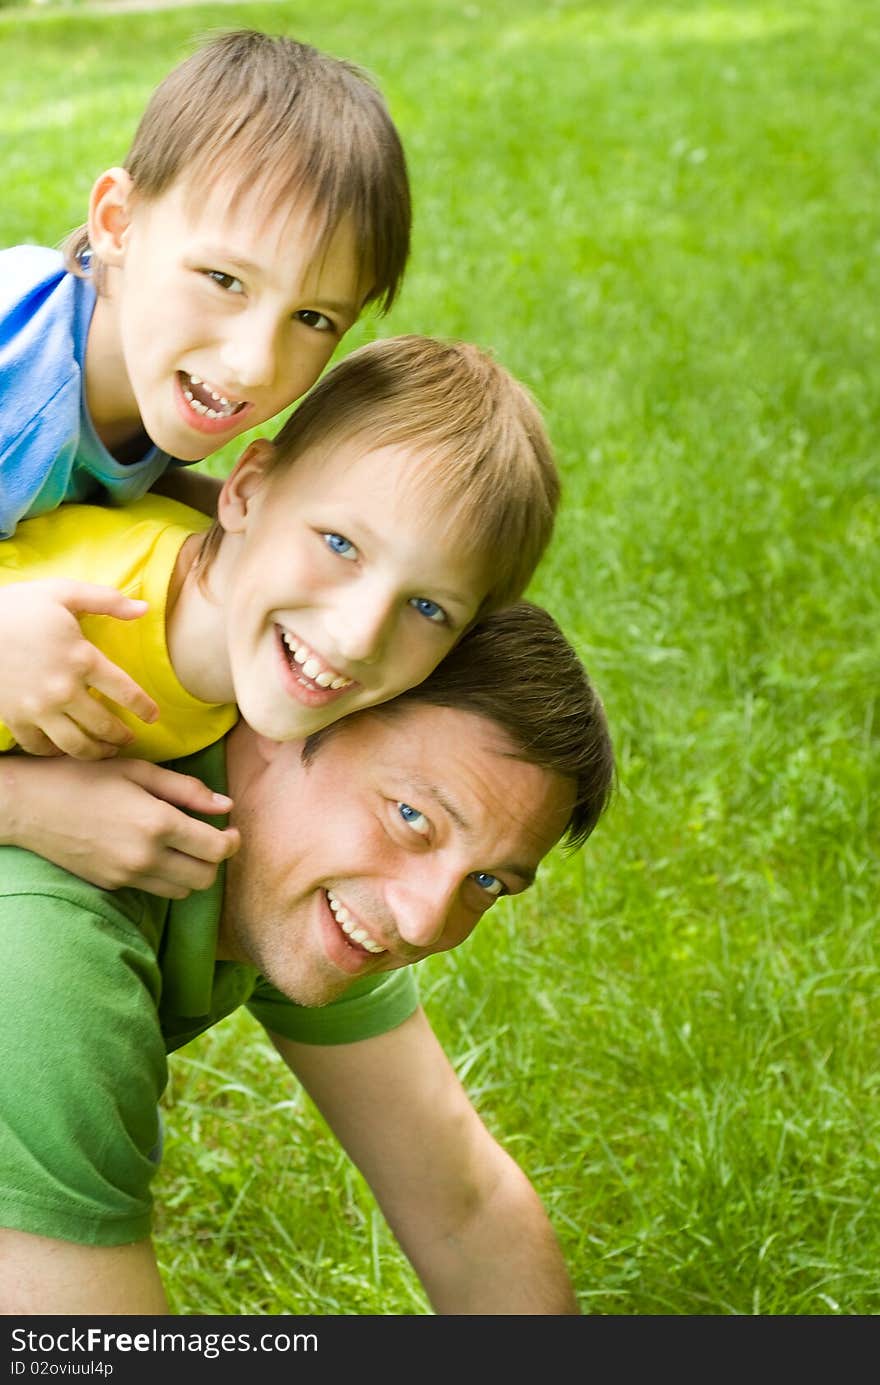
[[326, 890, 385, 954], [281, 632, 351, 691], [182, 374, 240, 420]]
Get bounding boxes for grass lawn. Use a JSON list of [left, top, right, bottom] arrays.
[[2, 0, 878, 1315]]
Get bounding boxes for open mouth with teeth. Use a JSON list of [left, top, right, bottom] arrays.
[[177, 372, 249, 425], [326, 889, 386, 955], [278, 627, 354, 694]]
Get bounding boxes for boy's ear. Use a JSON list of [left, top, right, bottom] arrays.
[[88, 168, 135, 266], [217, 439, 277, 533]]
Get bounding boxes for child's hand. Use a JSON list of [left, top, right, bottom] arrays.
[[0, 579, 160, 758], [0, 756, 240, 897]]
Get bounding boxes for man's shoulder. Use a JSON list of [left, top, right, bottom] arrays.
[[0, 846, 162, 963], [0, 845, 166, 1250], [164, 739, 229, 797], [249, 968, 421, 1046]]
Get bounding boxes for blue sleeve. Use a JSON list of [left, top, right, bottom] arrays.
[[0, 247, 82, 537]]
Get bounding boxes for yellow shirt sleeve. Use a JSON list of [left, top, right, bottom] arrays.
[[0, 496, 238, 761]]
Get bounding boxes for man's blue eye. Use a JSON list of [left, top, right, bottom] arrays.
[[473, 872, 504, 898], [409, 597, 446, 624], [324, 532, 357, 560], [398, 803, 429, 835]]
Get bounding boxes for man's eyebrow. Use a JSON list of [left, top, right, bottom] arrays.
[[509, 865, 537, 890], [411, 776, 470, 833], [408, 775, 538, 888]]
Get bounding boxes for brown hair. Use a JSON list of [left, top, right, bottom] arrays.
[[306, 601, 615, 851], [197, 334, 560, 617], [63, 28, 411, 312]]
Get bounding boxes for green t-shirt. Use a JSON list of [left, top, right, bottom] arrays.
[[0, 742, 419, 1246]]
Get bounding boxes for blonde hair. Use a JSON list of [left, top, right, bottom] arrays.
[[198, 335, 561, 618], [63, 29, 410, 312]]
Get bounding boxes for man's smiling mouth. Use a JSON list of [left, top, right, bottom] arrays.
[[326, 889, 386, 954]]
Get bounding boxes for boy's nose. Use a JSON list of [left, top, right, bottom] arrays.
[[220, 318, 277, 390], [325, 584, 397, 666]]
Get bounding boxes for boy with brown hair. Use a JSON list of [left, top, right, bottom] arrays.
[[0, 28, 410, 531]]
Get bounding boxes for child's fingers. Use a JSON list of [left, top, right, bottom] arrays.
[[54, 581, 151, 624], [33, 685, 140, 756], [139, 838, 240, 896], [86, 652, 160, 726], [32, 709, 122, 761], [128, 762, 235, 823], [7, 724, 63, 758]]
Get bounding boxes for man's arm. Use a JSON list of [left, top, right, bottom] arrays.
[[272, 1007, 580, 1315], [0, 1231, 168, 1315]]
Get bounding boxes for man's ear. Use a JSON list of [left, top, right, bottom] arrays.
[[217, 438, 277, 533], [87, 168, 135, 266]]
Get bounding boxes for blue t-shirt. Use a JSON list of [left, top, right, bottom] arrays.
[[0, 245, 174, 538]]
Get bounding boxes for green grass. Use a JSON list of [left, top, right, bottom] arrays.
[[3, 0, 878, 1315]]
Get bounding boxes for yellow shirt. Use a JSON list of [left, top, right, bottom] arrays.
[[0, 494, 238, 760]]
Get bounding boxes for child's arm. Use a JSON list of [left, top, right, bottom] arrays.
[[0, 579, 159, 757], [0, 754, 240, 897]]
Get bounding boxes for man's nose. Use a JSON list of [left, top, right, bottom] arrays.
[[220, 313, 278, 389], [386, 871, 460, 951], [324, 582, 398, 666]]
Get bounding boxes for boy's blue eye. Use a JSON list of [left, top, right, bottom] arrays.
[[295, 309, 334, 333], [472, 871, 504, 898], [205, 270, 244, 294], [409, 597, 446, 624], [398, 803, 430, 836], [323, 532, 357, 561]]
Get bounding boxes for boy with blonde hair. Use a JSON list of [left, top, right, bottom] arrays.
[[0, 335, 559, 894]]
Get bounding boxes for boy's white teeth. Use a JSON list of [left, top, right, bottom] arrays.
[[182, 374, 242, 419], [326, 890, 386, 954], [281, 632, 352, 691]]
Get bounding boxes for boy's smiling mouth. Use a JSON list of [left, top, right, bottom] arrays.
[[276, 626, 354, 693], [176, 371, 251, 430]]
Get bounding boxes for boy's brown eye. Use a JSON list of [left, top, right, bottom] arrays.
[[204, 270, 244, 294], [295, 309, 334, 332]]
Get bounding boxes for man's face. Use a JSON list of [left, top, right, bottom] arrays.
[[87, 174, 366, 460], [213, 436, 490, 741], [219, 704, 575, 1007]]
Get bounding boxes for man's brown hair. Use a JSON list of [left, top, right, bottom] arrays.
[[64, 28, 411, 312]]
